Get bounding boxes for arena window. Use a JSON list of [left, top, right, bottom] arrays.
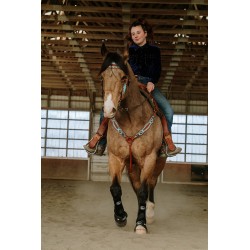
[[41, 109, 90, 158]]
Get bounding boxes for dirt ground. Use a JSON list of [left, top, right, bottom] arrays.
[[41, 180, 208, 250]]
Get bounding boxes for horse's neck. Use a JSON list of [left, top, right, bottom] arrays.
[[119, 64, 151, 122], [126, 65, 145, 107]]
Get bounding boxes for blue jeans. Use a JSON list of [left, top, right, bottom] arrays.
[[137, 76, 174, 132]]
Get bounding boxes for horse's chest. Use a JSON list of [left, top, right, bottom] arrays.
[[107, 117, 160, 159], [108, 134, 153, 158]]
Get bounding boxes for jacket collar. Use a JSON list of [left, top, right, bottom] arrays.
[[130, 42, 150, 51]]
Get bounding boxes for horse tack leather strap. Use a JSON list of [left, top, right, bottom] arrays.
[[108, 63, 129, 102], [137, 83, 161, 116], [111, 115, 155, 172]]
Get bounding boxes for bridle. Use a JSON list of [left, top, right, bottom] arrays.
[[101, 62, 130, 106]]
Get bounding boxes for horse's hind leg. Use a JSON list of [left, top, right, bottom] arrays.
[[146, 179, 157, 224], [146, 157, 166, 224]]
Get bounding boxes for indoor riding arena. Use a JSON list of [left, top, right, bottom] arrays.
[[41, 1, 208, 249]]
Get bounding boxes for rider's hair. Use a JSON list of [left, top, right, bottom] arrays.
[[125, 18, 154, 47]]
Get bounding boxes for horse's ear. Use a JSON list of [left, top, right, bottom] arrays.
[[123, 41, 129, 65], [101, 42, 108, 57], [123, 48, 129, 65]]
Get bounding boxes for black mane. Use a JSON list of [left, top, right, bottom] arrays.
[[99, 52, 128, 75]]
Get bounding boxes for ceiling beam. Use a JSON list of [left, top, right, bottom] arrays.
[[85, 0, 208, 4], [42, 24, 207, 35], [41, 5, 207, 16], [42, 15, 207, 27]]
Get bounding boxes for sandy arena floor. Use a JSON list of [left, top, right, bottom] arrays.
[[41, 180, 208, 250]]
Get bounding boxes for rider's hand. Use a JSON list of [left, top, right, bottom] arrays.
[[146, 82, 155, 93]]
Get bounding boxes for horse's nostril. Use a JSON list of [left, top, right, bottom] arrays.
[[112, 107, 116, 114]]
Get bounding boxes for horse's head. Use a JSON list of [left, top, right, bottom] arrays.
[[99, 43, 129, 118]]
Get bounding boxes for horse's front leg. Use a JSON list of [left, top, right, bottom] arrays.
[[134, 153, 158, 234], [109, 153, 128, 227], [134, 180, 148, 234]]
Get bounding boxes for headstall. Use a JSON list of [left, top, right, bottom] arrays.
[[108, 63, 129, 102]]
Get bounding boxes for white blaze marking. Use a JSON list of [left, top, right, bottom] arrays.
[[104, 93, 114, 115]]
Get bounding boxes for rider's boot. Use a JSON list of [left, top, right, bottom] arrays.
[[164, 133, 182, 157], [83, 117, 109, 156]]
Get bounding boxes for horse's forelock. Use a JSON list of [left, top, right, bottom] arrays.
[[99, 52, 128, 76]]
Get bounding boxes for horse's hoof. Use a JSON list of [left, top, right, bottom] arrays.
[[134, 221, 148, 234], [146, 201, 155, 224], [134, 225, 148, 234], [114, 212, 127, 227]]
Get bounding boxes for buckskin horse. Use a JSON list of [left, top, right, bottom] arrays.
[[99, 43, 167, 234]]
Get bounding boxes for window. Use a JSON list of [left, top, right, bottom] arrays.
[[41, 110, 208, 163], [41, 109, 90, 158], [169, 115, 208, 163]]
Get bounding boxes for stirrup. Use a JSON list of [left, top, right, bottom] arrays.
[[166, 146, 182, 157], [83, 141, 100, 155]]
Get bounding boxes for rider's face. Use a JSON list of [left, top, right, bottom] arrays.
[[131, 25, 147, 46]]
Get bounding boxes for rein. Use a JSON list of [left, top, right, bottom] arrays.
[[118, 98, 147, 112], [109, 63, 129, 102]]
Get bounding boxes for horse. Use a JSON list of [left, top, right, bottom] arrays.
[[99, 43, 167, 234]]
